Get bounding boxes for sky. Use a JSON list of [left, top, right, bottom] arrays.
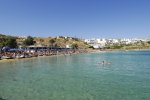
[[0, 0, 150, 39]]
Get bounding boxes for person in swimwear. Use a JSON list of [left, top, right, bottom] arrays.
[[99, 61, 111, 65]]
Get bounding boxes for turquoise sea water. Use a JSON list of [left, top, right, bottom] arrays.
[[0, 51, 150, 100]]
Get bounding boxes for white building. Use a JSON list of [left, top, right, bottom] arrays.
[[84, 39, 96, 44], [96, 38, 107, 46], [85, 38, 149, 48], [84, 38, 106, 48]]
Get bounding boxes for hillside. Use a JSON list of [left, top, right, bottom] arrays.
[[17, 36, 90, 49], [35, 37, 90, 49]]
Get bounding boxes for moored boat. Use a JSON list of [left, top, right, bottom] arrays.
[[1, 56, 13, 60], [15, 54, 25, 59]]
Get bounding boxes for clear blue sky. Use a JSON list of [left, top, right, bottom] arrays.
[[0, 0, 150, 38]]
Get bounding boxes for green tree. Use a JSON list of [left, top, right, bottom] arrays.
[[23, 36, 35, 46], [147, 41, 150, 44], [89, 46, 94, 49], [0, 36, 17, 48], [5, 37, 17, 48], [71, 43, 78, 49], [49, 39, 56, 47]]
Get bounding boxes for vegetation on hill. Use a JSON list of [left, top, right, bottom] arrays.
[[0, 34, 17, 48], [71, 43, 78, 49], [33, 36, 90, 49], [0, 34, 90, 49], [23, 36, 35, 46]]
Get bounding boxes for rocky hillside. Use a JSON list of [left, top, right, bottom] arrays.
[[17, 36, 90, 49]]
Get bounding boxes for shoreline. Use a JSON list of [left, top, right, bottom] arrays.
[[1, 49, 150, 63], [0, 50, 88, 63], [0, 53, 72, 63]]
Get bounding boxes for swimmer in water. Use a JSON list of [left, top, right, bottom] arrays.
[[99, 61, 111, 65], [102, 61, 105, 64]]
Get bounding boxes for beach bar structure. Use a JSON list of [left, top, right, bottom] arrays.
[[25, 44, 48, 53], [26, 44, 73, 52], [27, 44, 47, 49]]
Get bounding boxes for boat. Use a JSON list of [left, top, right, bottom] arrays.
[[1, 56, 13, 60], [15, 54, 25, 59]]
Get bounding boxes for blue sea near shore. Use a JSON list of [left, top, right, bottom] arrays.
[[0, 51, 150, 100]]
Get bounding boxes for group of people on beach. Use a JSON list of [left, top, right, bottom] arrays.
[[0, 48, 86, 60]]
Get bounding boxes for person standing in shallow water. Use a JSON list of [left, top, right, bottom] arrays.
[[99, 61, 111, 65], [99, 61, 105, 65], [102, 61, 105, 64]]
